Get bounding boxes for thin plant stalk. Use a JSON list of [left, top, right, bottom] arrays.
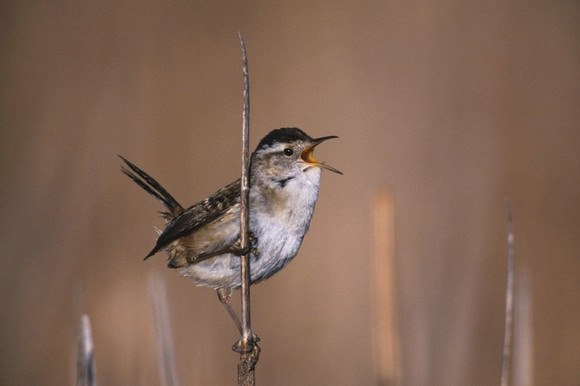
[[238, 31, 252, 346], [237, 32, 259, 385]]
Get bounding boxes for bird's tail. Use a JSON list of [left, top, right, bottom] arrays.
[[119, 156, 184, 219]]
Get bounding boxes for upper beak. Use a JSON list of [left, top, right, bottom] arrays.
[[300, 135, 343, 175]]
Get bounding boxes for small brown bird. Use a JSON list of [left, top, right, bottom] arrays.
[[121, 127, 341, 332]]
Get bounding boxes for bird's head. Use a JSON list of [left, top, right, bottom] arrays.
[[251, 128, 342, 189]]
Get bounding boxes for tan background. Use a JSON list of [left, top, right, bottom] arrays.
[[1, 1, 579, 385]]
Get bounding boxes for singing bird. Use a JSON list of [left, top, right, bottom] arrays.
[[121, 127, 341, 332]]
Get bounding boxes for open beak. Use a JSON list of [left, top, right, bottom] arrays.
[[300, 135, 343, 175]]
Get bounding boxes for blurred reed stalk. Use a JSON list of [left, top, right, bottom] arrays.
[[149, 271, 180, 386], [76, 314, 97, 386], [372, 191, 402, 385], [501, 200, 515, 386], [514, 268, 533, 385]]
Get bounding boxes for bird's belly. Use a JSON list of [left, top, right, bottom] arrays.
[[179, 214, 305, 289], [249, 214, 304, 282]]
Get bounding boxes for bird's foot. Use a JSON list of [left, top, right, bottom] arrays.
[[232, 333, 261, 357], [249, 232, 259, 255], [248, 231, 257, 245], [228, 232, 258, 256], [228, 242, 250, 256]]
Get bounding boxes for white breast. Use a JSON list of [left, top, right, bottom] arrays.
[[180, 168, 322, 289]]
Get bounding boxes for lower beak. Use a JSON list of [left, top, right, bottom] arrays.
[[300, 136, 343, 175]]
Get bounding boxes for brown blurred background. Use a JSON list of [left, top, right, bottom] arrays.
[[1, 1, 579, 385]]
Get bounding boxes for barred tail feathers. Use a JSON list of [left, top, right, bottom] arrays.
[[119, 155, 184, 219]]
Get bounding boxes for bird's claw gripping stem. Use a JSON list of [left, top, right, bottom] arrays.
[[228, 232, 258, 256], [233, 333, 261, 358]]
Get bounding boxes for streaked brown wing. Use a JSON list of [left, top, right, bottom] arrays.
[[145, 179, 241, 258]]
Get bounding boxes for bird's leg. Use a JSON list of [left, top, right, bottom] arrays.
[[217, 234, 261, 355], [216, 287, 243, 334], [216, 288, 261, 354], [193, 231, 258, 263]]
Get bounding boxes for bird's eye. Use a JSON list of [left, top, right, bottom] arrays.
[[283, 148, 294, 156]]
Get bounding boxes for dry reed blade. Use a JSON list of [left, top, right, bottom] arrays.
[[76, 314, 97, 386], [149, 272, 180, 386]]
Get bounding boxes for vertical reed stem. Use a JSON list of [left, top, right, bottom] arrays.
[[237, 32, 258, 385]]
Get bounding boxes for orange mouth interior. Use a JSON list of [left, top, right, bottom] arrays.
[[301, 147, 319, 164]]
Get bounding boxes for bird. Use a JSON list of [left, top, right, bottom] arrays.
[[120, 127, 341, 333]]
